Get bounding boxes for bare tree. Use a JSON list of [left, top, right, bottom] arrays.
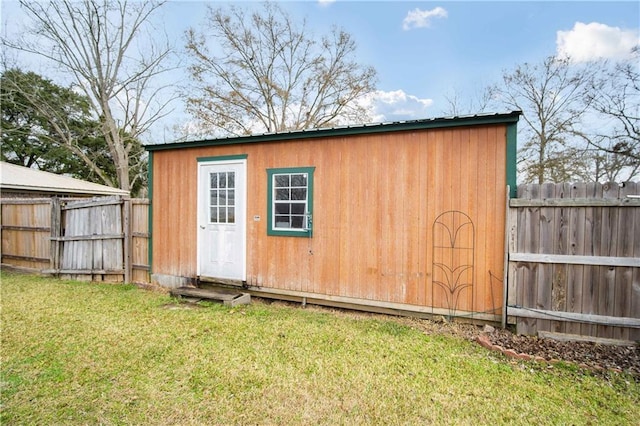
[[4, 0, 173, 193], [493, 56, 598, 184], [184, 2, 377, 136], [442, 86, 496, 117], [584, 50, 639, 181]]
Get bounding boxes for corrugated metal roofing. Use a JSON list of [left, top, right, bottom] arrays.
[[0, 162, 129, 196], [145, 111, 521, 151]]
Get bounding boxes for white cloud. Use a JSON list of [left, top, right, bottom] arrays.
[[317, 0, 336, 6], [359, 90, 434, 122], [402, 7, 447, 31], [557, 22, 639, 62]]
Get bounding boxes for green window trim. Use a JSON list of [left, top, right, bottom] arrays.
[[147, 152, 153, 272], [506, 122, 518, 198], [267, 166, 315, 237], [197, 154, 248, 163]]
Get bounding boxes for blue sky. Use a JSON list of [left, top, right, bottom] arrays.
[[284, 1, 639, 119], [2, 0, 639, 139]]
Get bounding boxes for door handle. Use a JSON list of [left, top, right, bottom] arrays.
[[200, 225, 205, 229]]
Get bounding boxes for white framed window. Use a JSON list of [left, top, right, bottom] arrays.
[[267, 167, 315, 237]]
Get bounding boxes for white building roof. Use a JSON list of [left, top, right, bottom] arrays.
[[0, 162, 129, 196]]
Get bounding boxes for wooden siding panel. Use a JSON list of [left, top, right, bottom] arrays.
[[151, 124, 510, 319], [310, 138, 341, 296], [403, 133, 422, 306], [380, 134, 400, 303], [483, 125, 507, 316], [415, 134, 430, 307], [479, 127, 494, 315], [152, 148, 201, 279], [475, 127, 492, 315], [460, 128, 478, 313]]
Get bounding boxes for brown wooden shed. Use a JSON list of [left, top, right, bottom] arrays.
[[146, 112, 520, 322]]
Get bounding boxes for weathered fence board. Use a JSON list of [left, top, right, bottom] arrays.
[[131, 199, 150, 284], [507, 182, 640, 340], [1, 196, 150, 284], [58, 196, 125, 282], [1, 199, 51, 271]]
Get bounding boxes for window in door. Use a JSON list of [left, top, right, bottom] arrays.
[[209, 171, 235, 224]]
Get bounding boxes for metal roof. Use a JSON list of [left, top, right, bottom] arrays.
[[0, 162, 129, 196], [145, 111, 521, 152]]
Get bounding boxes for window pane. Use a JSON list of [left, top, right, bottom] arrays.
[[276, 188, 290, 200], [227, 189, 235, 206], [275, 216, 290, 228], [210, 207, 217, 223], [210, 173, 218, 189], [228, 172, 235, 189], [275, 175, 289, 187], [219, 207, 227, 223], [291, 216, 304, 228], [227, 207, 235, 223], [219, 173, 227, 189], [291, 188, 307, 200], [210, 190, 218, 206], [291, 203, 305, 214], [291, 174, 306, 187], [275, 203, 291, 214]]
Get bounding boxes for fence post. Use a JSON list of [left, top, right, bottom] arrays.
[[123, 196, 132, 283], [50, 197, 61, 274], [502, 186, 510, 328]]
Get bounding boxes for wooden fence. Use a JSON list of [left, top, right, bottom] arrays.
[[3, 186, 639, 341], [1, 196, 149, 284], [506, 182, 640, 341]]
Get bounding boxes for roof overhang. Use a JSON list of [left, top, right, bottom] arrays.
[[145, 111, 522, 152], [0, 162, 129, 197]]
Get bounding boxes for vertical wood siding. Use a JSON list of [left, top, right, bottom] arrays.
[[151, 124, 508, 317]]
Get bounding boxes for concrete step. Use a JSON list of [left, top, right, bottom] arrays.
[[170, 286, 251, 307]]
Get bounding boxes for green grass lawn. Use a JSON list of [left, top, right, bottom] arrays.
[[1, 271, 638, 425]]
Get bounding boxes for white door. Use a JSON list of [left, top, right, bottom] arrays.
[[198, 160, 247, 281]]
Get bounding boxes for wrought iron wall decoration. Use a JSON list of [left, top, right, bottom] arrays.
[[432, 211, 475, 319], [488, 271, 503, 315]]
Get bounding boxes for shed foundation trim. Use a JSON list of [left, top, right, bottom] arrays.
[[247, 286, 501, 323], [152, 273, 197, 289]]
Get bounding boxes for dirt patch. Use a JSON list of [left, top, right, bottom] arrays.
[[483, 327, 639, 377], [396, 317, 639, 378]]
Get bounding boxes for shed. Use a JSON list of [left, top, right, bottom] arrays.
[[0, 161, 129, 198], [145, 112, 520, 322]]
